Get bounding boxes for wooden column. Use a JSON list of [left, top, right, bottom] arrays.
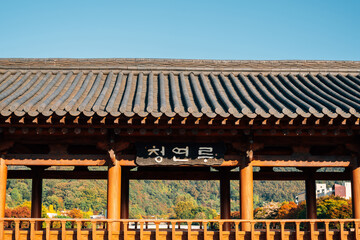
[[0, 158, 7, 219], [240, 162, 253, 231], [305, 169, 317, 219], [31, 167, 43, 230], [107, 159, 121, 230], [220, 168, 231, 231], [121, 167, 130, 219], [352, 159, 360, 219]]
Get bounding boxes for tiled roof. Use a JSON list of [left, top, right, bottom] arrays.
[[0, 59, 359, 119]]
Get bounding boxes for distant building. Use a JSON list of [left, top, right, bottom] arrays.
[[295, 182, 351, 204]]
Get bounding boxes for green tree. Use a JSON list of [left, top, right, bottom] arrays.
[[10, 189, 22, 205], [174, 194, 197, 219]]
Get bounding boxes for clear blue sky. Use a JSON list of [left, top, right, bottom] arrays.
[[0, 0, 359, 60]]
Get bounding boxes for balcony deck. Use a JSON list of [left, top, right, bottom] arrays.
[[1, 218, 359, 240]]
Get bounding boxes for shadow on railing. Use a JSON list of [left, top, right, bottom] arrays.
[[1, 218, 360, 240]]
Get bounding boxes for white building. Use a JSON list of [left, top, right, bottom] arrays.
[[295, 182, 351, 204]]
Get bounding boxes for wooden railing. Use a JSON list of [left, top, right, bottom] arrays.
[[1, 218, 360, 240]]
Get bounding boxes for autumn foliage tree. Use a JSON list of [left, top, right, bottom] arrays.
[[5, 206, 31, 218], [67, 208, 83, 219], [277, 201, 299, 219], [254, 202, 282, 219], [317, 195, 352, 219]]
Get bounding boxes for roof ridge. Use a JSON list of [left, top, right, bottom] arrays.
[[0, 58, 359, 72]]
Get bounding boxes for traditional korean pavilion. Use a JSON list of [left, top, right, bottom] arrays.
[[0, 58, 360, 240]]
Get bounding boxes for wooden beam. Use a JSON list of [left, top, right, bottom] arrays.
[[118, 154, 353, 167], [4, 154, 109, 166], [251, 155, 354, 167], [7, 170, 107, 179], [6, 169, 351, 180]]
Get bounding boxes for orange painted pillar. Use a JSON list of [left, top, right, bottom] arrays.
[[31, 168, 43, 230], [220, 168, 231, 231], [0, 158, 7, 219], [305, 169, 317, 219], [352, 159, 360, 219], [240, 162, 253, 231], [107, 159, 121, 230]]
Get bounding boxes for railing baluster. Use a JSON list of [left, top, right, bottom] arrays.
[[188, 221, 192, 240], [310, 222, 315, 240], [280, 222, 285, 240], [124, 221, 129, 240], [108, 220, 113, 240], [7, 218, 360, 240], [340, 221, 344, 240], [30, 220, 35, 240], [140, 222, 144, 240], [251, 222, 255, 240], [324, 221, 330, 240], [266, 222, 271, 240], [61, 220, 66, 240], [295, 221, 300, 240], [45, 220, 50, 240], [172, 222, 176, 240], [92, 220, 97, 240], [219, 222, 223, 240], [15, 220, 20, 240], [203, 221, 208, 240], [77, 220, 82, 240], [155, 221, 160, 240], [0, 220, 4, 240]]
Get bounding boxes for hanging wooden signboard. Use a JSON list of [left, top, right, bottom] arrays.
[[136, 142, 226, 166]]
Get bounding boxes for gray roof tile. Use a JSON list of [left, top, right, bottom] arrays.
[[0, 59, 359, 120]]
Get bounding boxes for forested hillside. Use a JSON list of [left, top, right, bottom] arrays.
[[6, 178, 307, 218]]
